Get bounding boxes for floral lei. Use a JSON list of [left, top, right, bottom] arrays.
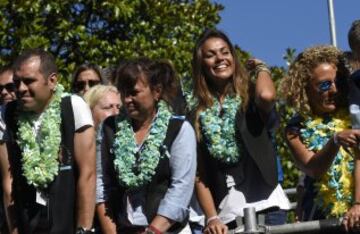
[[199, 95, 242, 164], [17, 84, 67, 189], [300, 109, 354, 217], [112, 101, 172, 188]]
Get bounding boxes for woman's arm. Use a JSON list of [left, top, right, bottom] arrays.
[[0, 143, 18, 234], [250, 60, 276, 115], [195, 176, 227, 234], [343, 150, 360, 231], [153, 121, 197, 232], [95, 125, 117, 233], [195, 143, 227, 234], [286, 128, 360, 178], [96, 203, 117, 234]]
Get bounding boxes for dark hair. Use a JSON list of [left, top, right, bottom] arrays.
[[12, 48, 57, 78], [0, 64, 13, 75], [115, 58, 182, 112], [71, 63, 104, 92], [348, 19, 360, 57]]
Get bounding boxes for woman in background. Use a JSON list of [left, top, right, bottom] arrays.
[[72, 63, 104, 96]]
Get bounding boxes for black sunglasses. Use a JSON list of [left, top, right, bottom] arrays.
[[74, 80, 101, 92], [0, 82, 16, 93]]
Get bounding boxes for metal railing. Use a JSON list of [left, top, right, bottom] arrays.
[[228, 207, 343, 234]]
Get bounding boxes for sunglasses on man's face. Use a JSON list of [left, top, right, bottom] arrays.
[[0, 82, 16, 93], [74, 80, 101, 92]]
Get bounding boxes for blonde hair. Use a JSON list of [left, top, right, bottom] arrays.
[[280, 45, 349, 115], [83, 84, 120, 109]]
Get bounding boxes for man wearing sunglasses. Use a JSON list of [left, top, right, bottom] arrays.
[[0, 66, 16, 106], [0, 65, 16, 234], [0, 49, 96, 234]]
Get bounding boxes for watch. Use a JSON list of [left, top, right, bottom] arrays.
[[75, 227, 95, 234]]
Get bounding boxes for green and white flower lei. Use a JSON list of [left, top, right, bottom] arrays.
[[112, 101, 172, 188], [17, 84, 67, 189], [199, 95, 242, 164]]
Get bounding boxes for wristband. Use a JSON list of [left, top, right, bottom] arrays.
[[206, 215, 220, 225], [250, 63, 271, 83], [75, 227, 95, 234], [145, 225, 163, 234]]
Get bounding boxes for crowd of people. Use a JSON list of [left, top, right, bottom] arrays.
[[0, 20, 360, 234]]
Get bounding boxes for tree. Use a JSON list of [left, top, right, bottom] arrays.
[[0, 0, 301, 189], [0, 0, 223, 88]]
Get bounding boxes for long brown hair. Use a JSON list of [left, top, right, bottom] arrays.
[[192, 29, 249, 139]]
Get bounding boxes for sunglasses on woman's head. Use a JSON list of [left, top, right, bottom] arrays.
[[0, 82, 16, 93], [74, 80, 101, 91]]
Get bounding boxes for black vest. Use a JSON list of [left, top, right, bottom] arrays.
[[5, 96, 76, 234], [100, 116, 187, 231], [195, 101, 278, 207]]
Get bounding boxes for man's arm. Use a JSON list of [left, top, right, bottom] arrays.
[[74, 126, 96, 230], [0, 143, 18, 233]]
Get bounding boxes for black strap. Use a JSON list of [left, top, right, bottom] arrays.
[[162, 116, 185, 150], [60, 96, 75, 165]]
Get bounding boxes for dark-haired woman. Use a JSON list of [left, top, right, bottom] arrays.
[[71, 63, 104, 96], [191, 29, 290, 234], [97, 58, 196, 233]]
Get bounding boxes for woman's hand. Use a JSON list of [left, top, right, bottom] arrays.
[[335, 129, 360, 148], [203, 218, 228, 234], [342, 204, 360, 232]]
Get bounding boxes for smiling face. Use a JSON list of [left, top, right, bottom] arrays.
[[201, 37, 235, 86], [307, 63, 338, 115], [14, 56, 57, 113]]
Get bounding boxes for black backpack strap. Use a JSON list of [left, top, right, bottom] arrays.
[[162, 116, 185, 151], [47, 95, 76, 233], [60, 95, 75, 165]]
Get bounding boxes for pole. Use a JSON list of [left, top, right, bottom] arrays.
[[327, 0, 337, 47]]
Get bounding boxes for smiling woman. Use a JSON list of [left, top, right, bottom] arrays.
[[191, 29, 290, 234], [281, 45, 360, 232]]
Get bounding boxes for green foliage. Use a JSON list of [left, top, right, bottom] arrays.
[[0, 0, 300, 189], [0, 0, 223, 89]]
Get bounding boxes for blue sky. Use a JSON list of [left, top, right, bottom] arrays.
[[215, 0, 360, 67]]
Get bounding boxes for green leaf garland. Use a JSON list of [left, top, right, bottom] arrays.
[[199, 95, 242, 164], [17, 84, 67, 189], [112, 101, 172, 188]]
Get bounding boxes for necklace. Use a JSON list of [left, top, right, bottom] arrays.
[[199, 95, 242, 164], [17, 84, 67, 189], [300, 109, 354, 217], [112, 101, 172, 188]]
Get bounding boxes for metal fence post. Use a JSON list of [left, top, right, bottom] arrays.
[[244, 207, 259, 234]]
